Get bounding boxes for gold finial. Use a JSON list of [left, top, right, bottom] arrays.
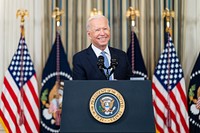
[[52, 7, 64, 27], [16, 9, 29, 25], [90, 8, 102, 17], [16, 9, 29, 37], [126, 7, 140, 27], [162, 8, 175, 36], [162, 8, 175, 23]]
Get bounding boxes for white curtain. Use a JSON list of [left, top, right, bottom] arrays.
[[0, 0, 51, 86], [184, 0, 200, 86]]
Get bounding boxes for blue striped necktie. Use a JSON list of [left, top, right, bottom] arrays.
[[101, 51, 111, 80]]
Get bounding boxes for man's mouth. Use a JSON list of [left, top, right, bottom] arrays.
[[98, 37, 107, 41]]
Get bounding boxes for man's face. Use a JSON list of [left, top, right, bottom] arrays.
[[87, 17, 110, 50]]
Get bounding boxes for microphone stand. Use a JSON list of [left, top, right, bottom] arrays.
[[97, 56, 118, 80], [105, 59, 118, 80], [105, 67, 110, 80], [108, 58, 118, 79]]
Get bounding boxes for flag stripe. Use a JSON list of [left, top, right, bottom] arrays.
[[0, 108, 15, 133], [0, 111, 11, 133], [4, 74, 21, 114], [24, 81, 39, 122], [169, 104, 180, 132], [25, 77, 40, 118], [169, 80, 188, 132], [153, 101, 165, 133], [153, 75, 188, 133], [153, 83, 170, 132], [152, 81, 168, 109], [3, 75, 29, 133], [27, 75, 40, 108], [171, 88, 188, 132], [1, 94, 21, 133], [23, 89, 39, 131], [176, 82, 188, 110], [23, 95, 38, 132], [152, 81, 169, 132], [1, 84, 21, 133], [23, 114, 32, 133], [3, 77, 22, 132]]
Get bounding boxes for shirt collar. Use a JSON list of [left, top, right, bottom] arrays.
[[91, 44, 110, 57]]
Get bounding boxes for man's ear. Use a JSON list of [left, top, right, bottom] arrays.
[[87, 31, 92, 39]]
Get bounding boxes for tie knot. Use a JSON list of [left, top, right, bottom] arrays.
[[101, 51, 108, 61], [101, 51, 106, 55]]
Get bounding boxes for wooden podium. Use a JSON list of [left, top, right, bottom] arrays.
[[60, 80, 155, 133]]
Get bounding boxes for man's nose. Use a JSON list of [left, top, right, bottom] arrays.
[[99, 29, 105, 34]]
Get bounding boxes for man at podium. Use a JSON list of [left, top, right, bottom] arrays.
[[64, 17, 155, 132], [73, 15, 133, 80]]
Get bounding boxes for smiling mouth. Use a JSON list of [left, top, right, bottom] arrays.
[[98, 37, 107, 41]]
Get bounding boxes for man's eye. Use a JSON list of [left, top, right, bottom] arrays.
[[95, 29, 100, 32]]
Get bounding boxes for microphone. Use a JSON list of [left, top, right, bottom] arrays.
[[97, 55, 105, 73], [111, 58, 118, 69], [109, 58, 118, 76]]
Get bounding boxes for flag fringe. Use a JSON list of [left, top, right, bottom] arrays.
[[0, 117, 9, 133]]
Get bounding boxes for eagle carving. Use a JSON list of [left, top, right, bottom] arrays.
[[100, 98, 114, 113]]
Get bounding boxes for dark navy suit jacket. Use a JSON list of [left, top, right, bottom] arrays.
[[72, 45, 133, 80]]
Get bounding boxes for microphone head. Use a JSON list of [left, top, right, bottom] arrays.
[[111, 58, 118, 69], [97, 55, 104, 69], [108, 57, 118, 77], [98, 55, 104, 63]]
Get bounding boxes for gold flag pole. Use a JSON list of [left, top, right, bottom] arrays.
[[16, 9, 29, 37], [162, 8, 175, 128], [162, 8, 175, 36], [51, 7, 64, 83], [16, 9, 29, 126], [51, 7, 64, 126], [126, 7, 140, 76]]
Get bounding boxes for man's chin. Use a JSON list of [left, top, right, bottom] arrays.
[[99, 42, 109, 45]]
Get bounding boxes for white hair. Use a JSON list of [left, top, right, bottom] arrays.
[[86, 15, 110, 31]]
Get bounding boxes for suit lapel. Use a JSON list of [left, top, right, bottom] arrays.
[[86, 45, 98, 68], [109, 47, 118, 59], [86, 45, 106, 79], [109, 47, 116, 78]]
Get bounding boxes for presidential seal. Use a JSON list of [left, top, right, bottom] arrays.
[[89, 88, 125, 123]]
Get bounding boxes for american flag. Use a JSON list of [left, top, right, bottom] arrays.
[[0, 36, 40, 133], [152, 33, 189, 133]]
